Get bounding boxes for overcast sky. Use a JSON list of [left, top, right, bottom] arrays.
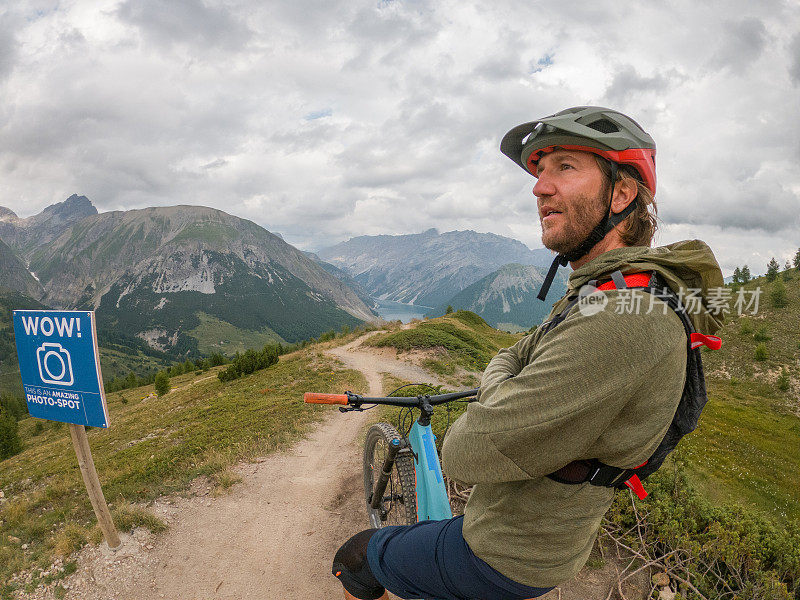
[[1, 0, 798, 276]]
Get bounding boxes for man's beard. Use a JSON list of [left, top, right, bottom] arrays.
[[541, 191, 609, 255]]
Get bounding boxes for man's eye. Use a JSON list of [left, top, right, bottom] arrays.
[[560, 163, 573, 170]]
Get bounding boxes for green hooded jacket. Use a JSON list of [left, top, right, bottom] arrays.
[[440, 240, 724, 588]]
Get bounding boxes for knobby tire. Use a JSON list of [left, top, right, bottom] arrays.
[[363, 423, 417, 528]]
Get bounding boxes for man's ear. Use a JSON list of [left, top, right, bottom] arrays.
[[610, 176, 638, 214]]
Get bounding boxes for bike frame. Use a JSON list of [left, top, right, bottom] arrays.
[[304, 388, 478, 523], [407, 418, 452, 521]]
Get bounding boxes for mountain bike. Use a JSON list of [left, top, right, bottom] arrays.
[[304, 387, 478, 528]]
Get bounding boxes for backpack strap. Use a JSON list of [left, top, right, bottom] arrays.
[[545, 270, 721, 499]]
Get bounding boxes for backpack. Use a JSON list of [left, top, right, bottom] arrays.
[[540, 270, 722, 499]]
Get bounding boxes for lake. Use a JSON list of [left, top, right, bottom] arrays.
[[373, 299, 434, 323]]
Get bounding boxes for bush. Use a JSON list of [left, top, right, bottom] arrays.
[[445, 305, 454, 314], [209, 352, 225, 367], [771, 279, 788, 308], [0, 409, 22, 460], [217, 344, 279, 382], [754, 325, 772, 342], [777, 368, 791, 392], [755, 343, 769, 361], [739, 318, 753, 335], [154, 371, 170, 396], [0, 394, 28, 421], [604, 466, 800, 599]]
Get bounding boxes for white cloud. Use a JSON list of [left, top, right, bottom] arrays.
[[0, 0, 797, 278]]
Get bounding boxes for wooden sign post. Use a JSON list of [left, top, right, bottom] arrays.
[[12, 310, 119, 550], [69, 424, 121, 550]]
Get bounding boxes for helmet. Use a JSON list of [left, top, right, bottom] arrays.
[[500, 106, 657, 194]]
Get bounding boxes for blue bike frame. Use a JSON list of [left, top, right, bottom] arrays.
[[408, 420, 452, 521]]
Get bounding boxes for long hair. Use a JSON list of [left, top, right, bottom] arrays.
[[595, 156, 659, 247]]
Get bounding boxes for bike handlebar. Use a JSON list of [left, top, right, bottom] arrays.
[[304, 392, 349, 405], [303, 388, 479, 407]]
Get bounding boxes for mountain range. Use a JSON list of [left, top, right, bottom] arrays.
[[0, 196, 376, 361], [426, 263, 568, 331], [317, 228, 553, 308]]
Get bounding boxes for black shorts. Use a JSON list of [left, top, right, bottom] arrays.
[[366, 515, 554, 600]]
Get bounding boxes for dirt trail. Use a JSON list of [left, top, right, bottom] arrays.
[[52, 332, 449, 600]]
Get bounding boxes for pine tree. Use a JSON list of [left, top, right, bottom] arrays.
[[771, 278, 788, 308], [766, 258, 780, 282], [741, 265, 751, 283], [783, 260, 793, 281], [154, 371, 170, 396], [445, 305, 454, 314], [732, 266, 742, 284], [777, 368, 790, 392], [794, 248, 800, 271]]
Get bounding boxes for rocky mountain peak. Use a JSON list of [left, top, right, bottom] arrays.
[[37, 194, 97, 222], [0, 206, 19, 223]]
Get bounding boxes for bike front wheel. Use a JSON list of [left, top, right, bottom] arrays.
[[363, 422, 417, 528]]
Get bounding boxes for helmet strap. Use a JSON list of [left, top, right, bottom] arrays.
[[536, 162, 638, 302]]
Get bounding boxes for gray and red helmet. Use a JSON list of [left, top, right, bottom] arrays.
[[500, 106, 657, 194]]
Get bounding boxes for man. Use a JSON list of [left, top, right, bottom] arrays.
[[332, 106, 724, 600]]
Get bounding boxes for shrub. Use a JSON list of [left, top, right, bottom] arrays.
[[739, 317, 753, 336], [755, 343, 769, 361], [771, 279, 788, 308], [0, 408, 22, 460], [754, 325, 771, 342], [604, 466, 800, 599], [217, 344, 279, 382], [318, 330, 336, 342], [777, 368, 791, 392], [154, 371, 170, 396], [445, 305, 454, 314], [0, 394, 27, 421]]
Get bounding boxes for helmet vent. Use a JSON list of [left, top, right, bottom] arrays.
[[586, 119, 619, 134]]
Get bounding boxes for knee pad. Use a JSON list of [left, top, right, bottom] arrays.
[[332, 528, 385, 600]]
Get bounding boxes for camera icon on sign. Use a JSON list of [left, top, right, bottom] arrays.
[[36, 343, 74, 386]]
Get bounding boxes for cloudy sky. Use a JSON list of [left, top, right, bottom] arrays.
[[0, 0, 798, 276]]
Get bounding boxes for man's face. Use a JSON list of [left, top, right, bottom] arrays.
[[532, 149, 608, 254]]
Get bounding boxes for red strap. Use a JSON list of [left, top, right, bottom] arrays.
[[624, 474, 648, 500], [690, 332, 722, 350], [595, 272, 651, 291]]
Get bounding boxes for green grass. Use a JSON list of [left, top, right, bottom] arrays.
[[0, 350, 365, 590], [188, 311, 286, 355], [703, 273, 800, 386], [365, 311, 520, 373], [679, 378, 800, 521]]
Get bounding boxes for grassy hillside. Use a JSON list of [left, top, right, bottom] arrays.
[[364, 310, 521, 385], [0, 349, 365, 595], [688, 269, 800, 521], [188, 311, 286, 355]]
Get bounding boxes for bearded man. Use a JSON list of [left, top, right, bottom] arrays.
[[331, 106, 724, 600]]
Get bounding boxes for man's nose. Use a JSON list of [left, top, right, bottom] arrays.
[[532, 174, 555, 198]]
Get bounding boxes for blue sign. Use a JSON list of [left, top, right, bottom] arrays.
[[12, 310, 109, 428]]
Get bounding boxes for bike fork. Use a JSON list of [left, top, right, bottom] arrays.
[[369, 438, 404, 512]]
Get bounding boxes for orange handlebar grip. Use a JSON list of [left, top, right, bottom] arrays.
[[304, 392, 349, 405]]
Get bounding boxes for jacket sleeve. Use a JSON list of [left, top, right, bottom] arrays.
[[441, 303, 686, 484]]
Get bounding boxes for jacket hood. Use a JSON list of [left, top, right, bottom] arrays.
[[565, 239, 725, 335]]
